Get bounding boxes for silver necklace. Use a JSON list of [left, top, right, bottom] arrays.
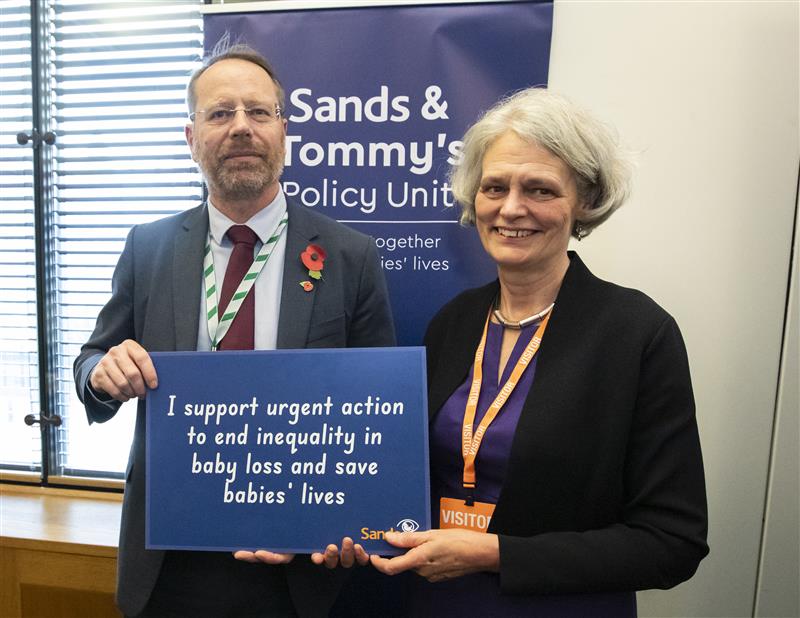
[[492, 297, 555, 329]]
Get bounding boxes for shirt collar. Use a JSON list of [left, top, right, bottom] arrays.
[[207, 188, 288, 246]]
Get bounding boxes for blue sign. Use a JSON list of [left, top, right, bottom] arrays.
[[204, 1, 553, 344], [145, 348, 429, 554]]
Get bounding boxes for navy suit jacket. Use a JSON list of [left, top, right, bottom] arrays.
[[74, 198, 395, 617], [424, 253, 708, 596]]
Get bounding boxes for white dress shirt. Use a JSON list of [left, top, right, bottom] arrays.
[[196, 190, 288, 351]]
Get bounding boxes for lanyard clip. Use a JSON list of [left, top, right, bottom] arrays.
[[464, 483, 475, 507]]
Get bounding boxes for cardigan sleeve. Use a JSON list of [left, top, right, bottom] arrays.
[[498, 315, 709, 593]]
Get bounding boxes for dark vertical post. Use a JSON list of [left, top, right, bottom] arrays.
[[29, 0, 59, 483]]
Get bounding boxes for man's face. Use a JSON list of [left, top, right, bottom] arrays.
[[186, 59, 287, 204]]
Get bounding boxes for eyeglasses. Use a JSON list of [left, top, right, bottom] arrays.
[[189, 105, 282, 125]]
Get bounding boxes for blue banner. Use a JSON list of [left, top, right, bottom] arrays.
[[204, 1, 553, 344], [145, 348, 429, 554]]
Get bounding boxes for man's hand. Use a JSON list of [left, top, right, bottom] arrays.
[[89, 339, 157, 402], [310, 537, 369, 569], [232, 537, 369, 569], [370, 529, 499, 582], [233, 550, 295, 565]]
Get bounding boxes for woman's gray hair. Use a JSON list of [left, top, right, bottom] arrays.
[[450, 87, 633, 238]]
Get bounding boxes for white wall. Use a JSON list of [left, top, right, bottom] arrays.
[[756, 200, 799, 617], [550, 2, 799, 616]]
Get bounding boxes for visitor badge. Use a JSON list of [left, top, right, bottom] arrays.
[[439, 497, 495, 533]]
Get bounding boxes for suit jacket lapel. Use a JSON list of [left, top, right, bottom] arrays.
[[173, 205, 207, 351], [277, 199, 320, 349]]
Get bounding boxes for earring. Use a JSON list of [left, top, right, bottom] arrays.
[[574, 222, 587, 241]]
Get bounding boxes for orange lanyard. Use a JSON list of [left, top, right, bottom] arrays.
[[461, 307, 552, 504]]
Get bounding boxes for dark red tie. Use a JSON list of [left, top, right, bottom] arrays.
[[218, 225, 258, 350]]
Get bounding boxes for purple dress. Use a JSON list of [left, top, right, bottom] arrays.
[[411, 320, 637, 617]]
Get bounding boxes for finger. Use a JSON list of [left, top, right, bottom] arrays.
[[369, 554, 392, 574], [233, 551, 260, 563], [322, 544, 339, 569], [124, 340, 158, 390], [369, 552, 419, 576], [93, 341, 156, 400], [89, 366, 124, 401], [112, 342, 151, 397], [104, 345, 146, 398], [383, 530, 429, 549], [89, 364, 109, 396], [253, 550, 295, 565], [354, 544, 370, 566], [92, 361, 134, 401], [339, 537, 355, 569], [310, 552, 325, 566]]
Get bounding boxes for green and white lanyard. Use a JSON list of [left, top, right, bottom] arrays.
[[203, 214, 288, 350]]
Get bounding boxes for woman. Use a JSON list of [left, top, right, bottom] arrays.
[[369, 88, 709, 616]]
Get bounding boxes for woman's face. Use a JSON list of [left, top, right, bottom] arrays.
[[474, 131, 581, 277]]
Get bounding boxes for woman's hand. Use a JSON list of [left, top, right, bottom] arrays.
[[370, 529, 500, 582], [310, 537, 370, 569]]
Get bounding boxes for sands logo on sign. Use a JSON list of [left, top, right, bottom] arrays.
[[360, 518, 420, 540]]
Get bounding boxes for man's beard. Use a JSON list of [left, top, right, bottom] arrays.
[[203, 148, 284, 202]]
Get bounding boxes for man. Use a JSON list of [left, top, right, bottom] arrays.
[[74, 44, 395, 617]]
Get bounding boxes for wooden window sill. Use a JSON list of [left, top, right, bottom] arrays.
[[0, 484, 121, 558], [1, 485, 122, 616]]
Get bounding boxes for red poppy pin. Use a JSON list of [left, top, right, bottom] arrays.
[[300, 244, 326, 291]]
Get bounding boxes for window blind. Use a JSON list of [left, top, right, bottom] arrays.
[[51, 0, 204, 477], [0, 0, 42, 472]]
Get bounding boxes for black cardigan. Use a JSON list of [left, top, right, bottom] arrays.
[[424, 252, 708, 595]]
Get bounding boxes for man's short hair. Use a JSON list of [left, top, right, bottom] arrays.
[[186, 37, 286, 115]]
